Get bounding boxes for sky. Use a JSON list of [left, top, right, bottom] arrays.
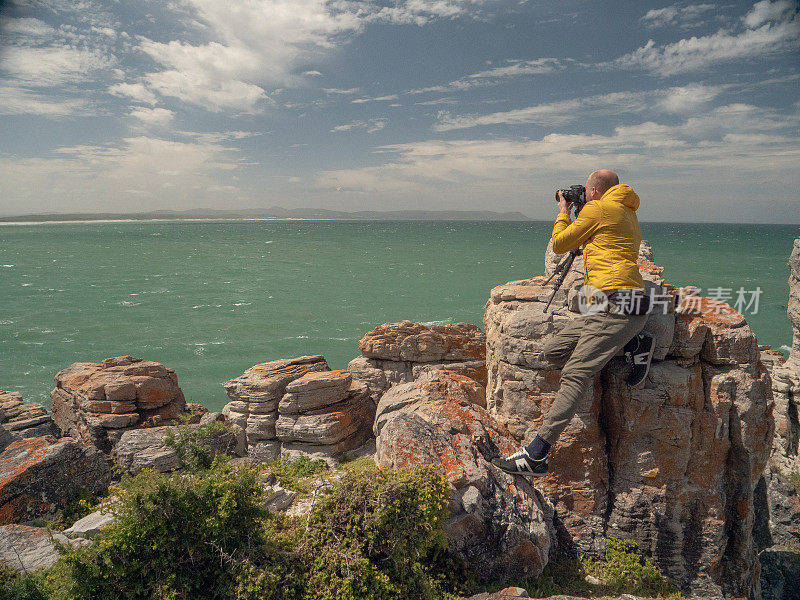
[[0, 0, 798, 222]]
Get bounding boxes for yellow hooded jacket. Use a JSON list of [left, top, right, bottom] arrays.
[[551, 184, 644, 292]]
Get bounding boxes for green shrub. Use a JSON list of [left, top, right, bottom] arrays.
[[53, 458, 274, 600], [0, 564, 48, 600], [268, 455, 329, 493], [584, 538, 679, 596], [163, 419, 233, 472], [296, 460, 467, 600]]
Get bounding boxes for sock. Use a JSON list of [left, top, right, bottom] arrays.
[[525, 435, 551, 460]]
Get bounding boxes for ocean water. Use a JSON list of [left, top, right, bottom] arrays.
[[1, 220, 798, 411]]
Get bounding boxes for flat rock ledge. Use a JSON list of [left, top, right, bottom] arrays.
[[51, 355, 187, 453]]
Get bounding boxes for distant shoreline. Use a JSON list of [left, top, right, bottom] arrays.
[[0, 217, 328, 226]]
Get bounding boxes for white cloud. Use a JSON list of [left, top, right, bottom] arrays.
[[129, 107, 174, 127], [0, 84, 91, 116], [133, 0, 499, 112], [134, 0, 366, 112], [367, 0, 489, 26], [641, 3, 716, 28], [612, 2, 799, 75], [317, 103, 800, 196], [350, 57, 562, 104], [108, 82, 159, 105], [0, 136, 245, 214], [0, 46, 114, 86], [744, 0, 797, 27], [433, 84, 722, 131], [465, 58, 563, 79], [1, 17, 56, 37], [331, 118, 388, 133]]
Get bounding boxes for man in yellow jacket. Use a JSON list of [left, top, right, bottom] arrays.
[[493, 169, 655, 477]]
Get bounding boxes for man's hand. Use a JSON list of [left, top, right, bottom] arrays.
[[557, 190, 573, 215]]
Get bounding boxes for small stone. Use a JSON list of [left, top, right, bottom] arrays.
[[64, 509, 116, 539]]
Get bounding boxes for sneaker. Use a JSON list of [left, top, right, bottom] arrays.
[[491, 447, 548, 476], [624, 333, 655, 388]]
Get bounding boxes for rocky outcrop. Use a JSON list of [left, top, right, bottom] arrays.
[[0, 390, 59, 440], [276, 370, 375, 464], [0, 524, 79, 573], [0, 436, 111, 524], [223, 355, 331, 462], [51, 356, 186, 453], [484, 241, 773, 599], [112, 415, 245, 475], [348, 321, 487, 405], [374, 370, 553, 583], [223, 356, 373, 464], [754, 239, 800, 599]]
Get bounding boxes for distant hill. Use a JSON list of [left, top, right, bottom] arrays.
[[0, 207, 531, 222]]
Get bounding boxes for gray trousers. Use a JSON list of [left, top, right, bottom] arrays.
[[537, 309, 648, 444]]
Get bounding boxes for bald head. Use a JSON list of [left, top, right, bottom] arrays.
[[586, 169, 619, 198]]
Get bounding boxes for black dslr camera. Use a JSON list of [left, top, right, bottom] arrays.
[[555, 185, 587, 216]]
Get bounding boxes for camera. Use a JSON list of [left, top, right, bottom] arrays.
[[555, 185, 587, 215]]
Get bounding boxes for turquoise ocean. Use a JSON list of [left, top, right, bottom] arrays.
[[2, 220, 798, 411]]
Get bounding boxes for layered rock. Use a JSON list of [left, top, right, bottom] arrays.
[[0, 435, 111, 524], [223, 356, 374, 464], [277, 369, 375, 464], [348, 321, 487, 405], [0, 390, 59, 440], [484, 242, 773, 599], [374, 370, 554, 583], [223, 355, 331, 462], [754, 239, 800, 598], [51, 356, 186, 452]]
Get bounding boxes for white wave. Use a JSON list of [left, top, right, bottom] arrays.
[[118, 301, 141, 306], [264, 240, 274, 243], [0, 320, 13, 325], [2, 265, 13, 267], [420, 318, 453, 326], [21, 283, 31, 287], [328, 337, 353, 341], [780, 345, 792, 353], [233, 302, 252, 306]]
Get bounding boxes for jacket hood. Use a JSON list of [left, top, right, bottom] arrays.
[[601, 184, 639, 211]]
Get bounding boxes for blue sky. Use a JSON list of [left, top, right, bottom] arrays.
[[0, 0, 798, 222]]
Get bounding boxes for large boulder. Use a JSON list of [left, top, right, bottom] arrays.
[[348, 322, 488, 405], [0, 390, 59, 440], [50, 356, 187, 452], [374, 370, 554, 583], [0, 436, 111, 524], [483, 242, 773, 599]]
